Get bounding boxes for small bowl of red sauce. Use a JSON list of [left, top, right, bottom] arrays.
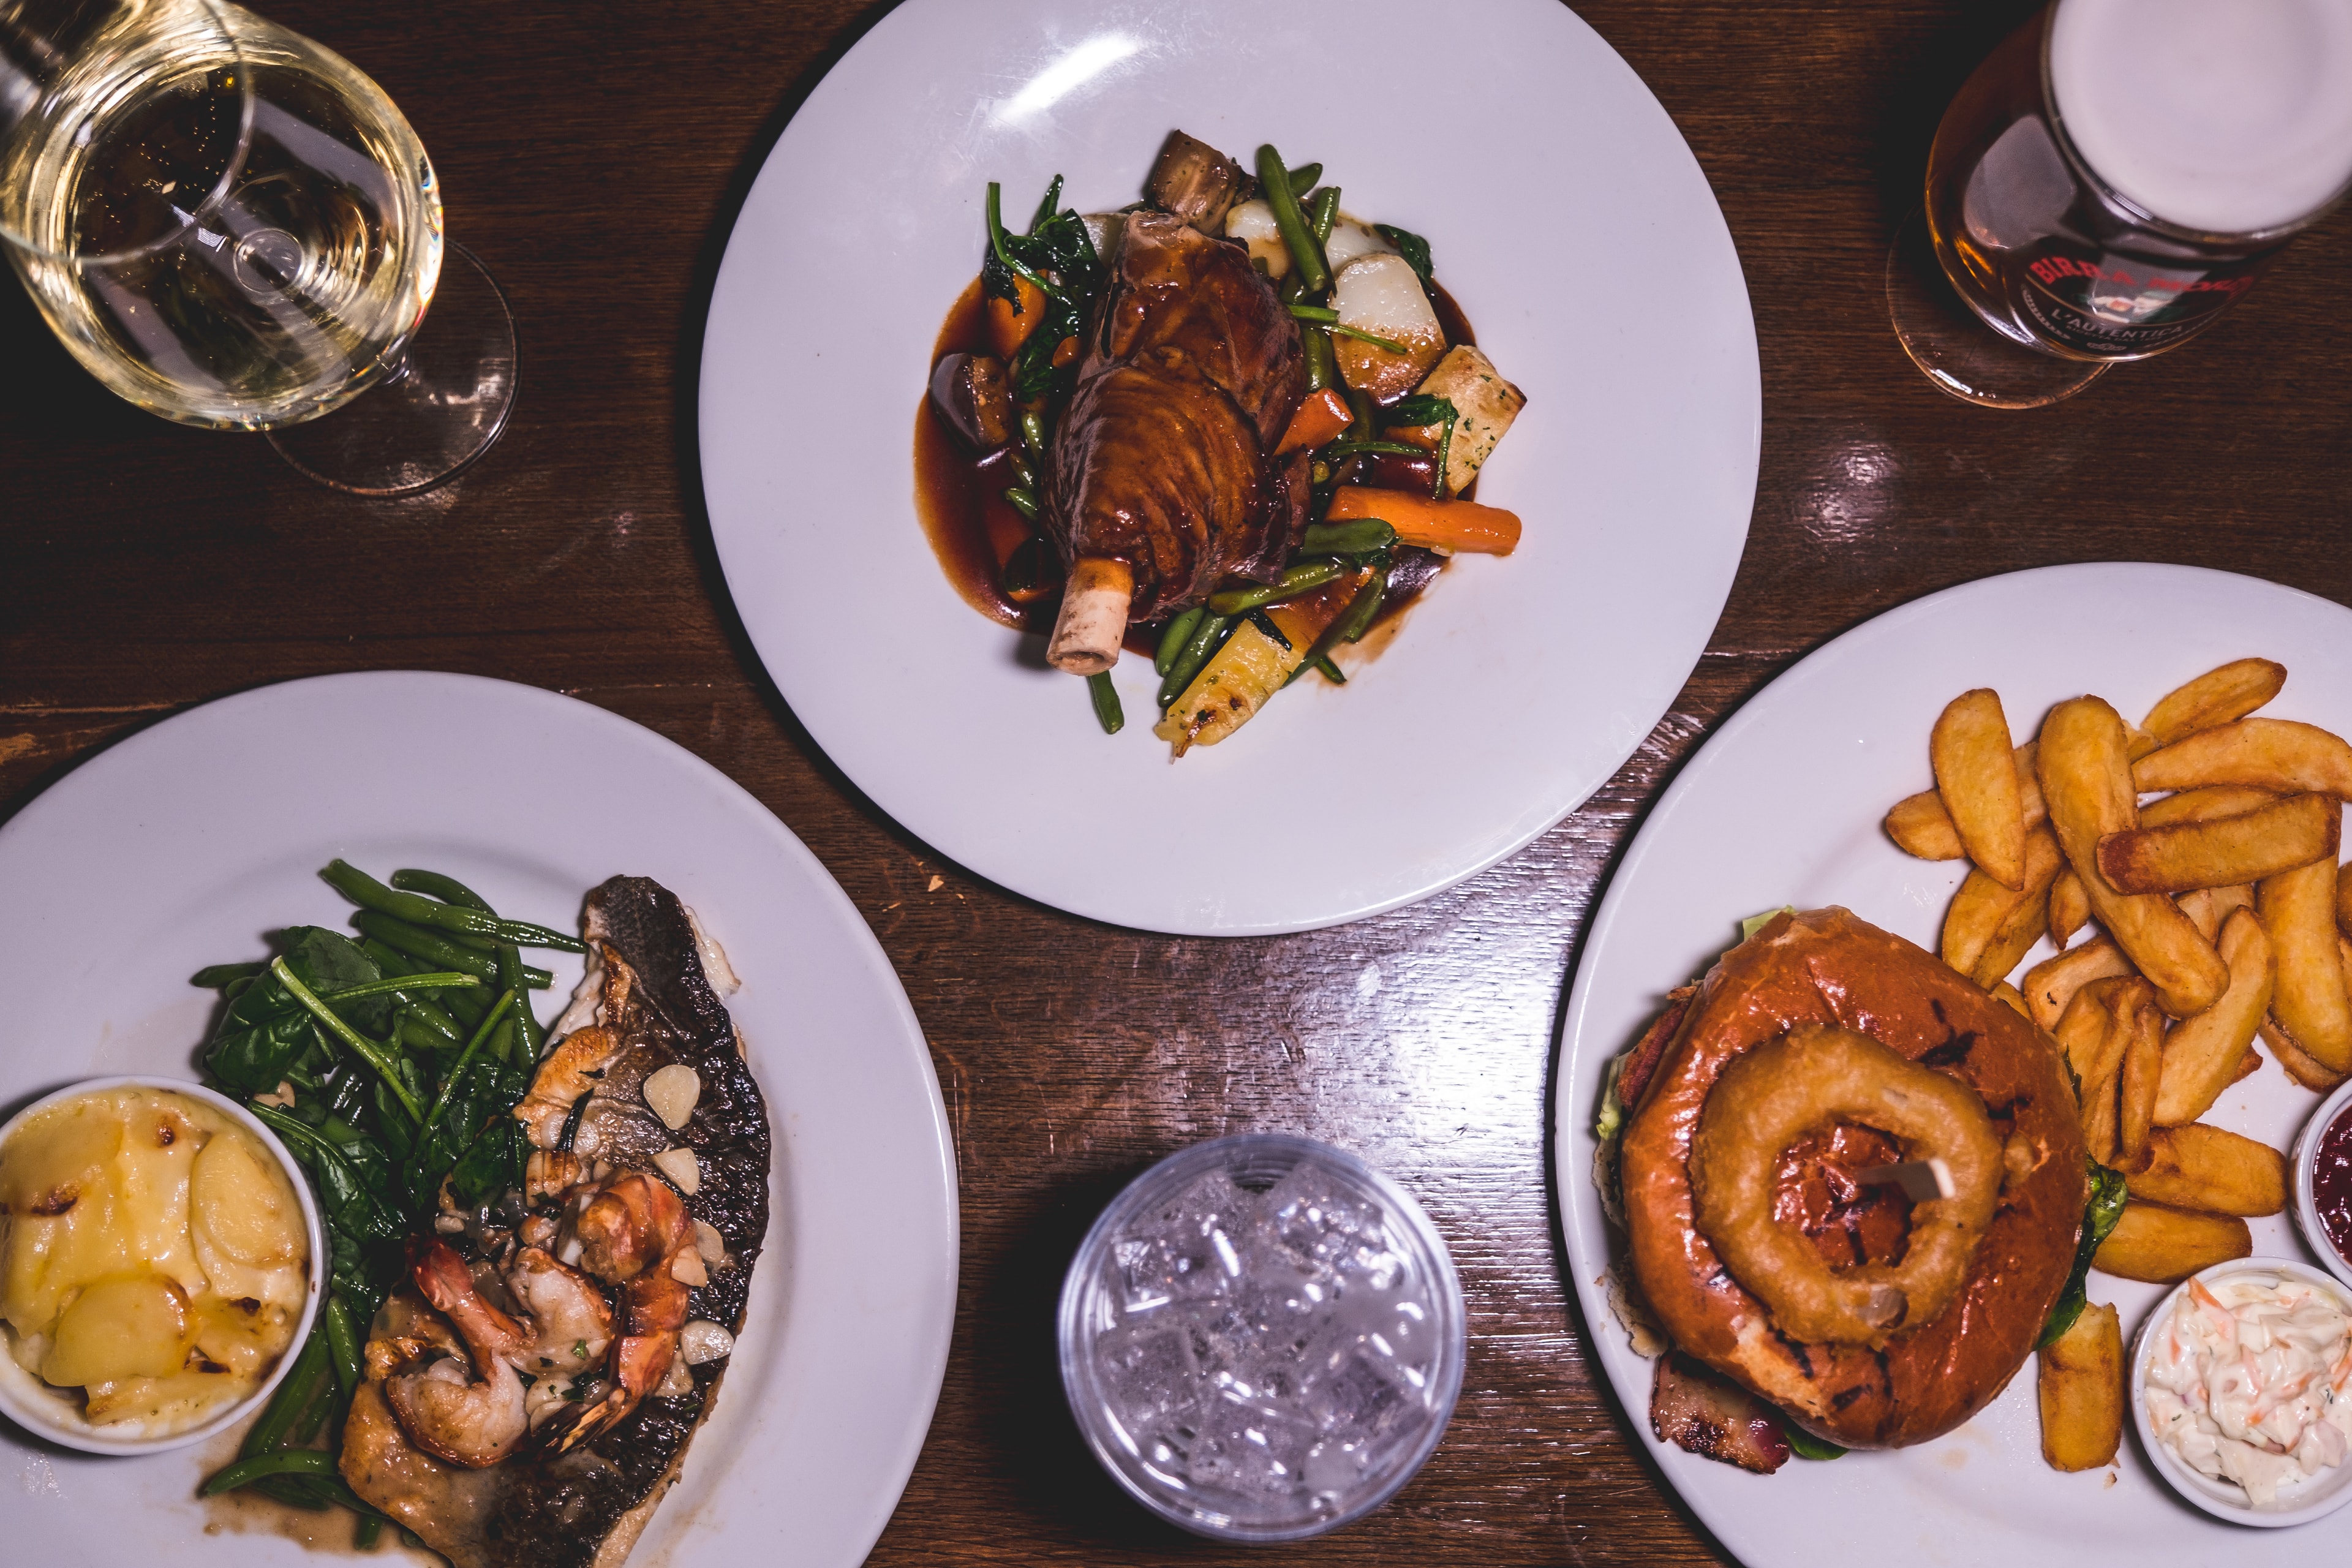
[[2291, 1075, 2352, 1295]]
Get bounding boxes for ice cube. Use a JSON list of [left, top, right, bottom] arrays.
[[1302, 1351, 1409, 1442], [1094, 1321, 1202, 1435], [1187, 1393, 1319, 1501]]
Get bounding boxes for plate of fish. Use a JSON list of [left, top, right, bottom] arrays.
[[0, 670, 957, 1568], [699, 0, 1759, 935]]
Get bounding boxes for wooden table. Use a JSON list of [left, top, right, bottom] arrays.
[[6, 1, 2350, 1561]]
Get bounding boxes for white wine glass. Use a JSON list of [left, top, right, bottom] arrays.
[[0, 0, 514, 494]]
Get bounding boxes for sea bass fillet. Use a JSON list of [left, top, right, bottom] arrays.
[[342, 876, 771, 1568]]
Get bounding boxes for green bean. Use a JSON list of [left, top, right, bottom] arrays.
[[1321, 440, 1427, 459], [1208, 560, 1343, 616], [361, 938, 487, 1029], [272, 959, 424, 1122], [1253, 145, 1329, 293], [323, 861, 585, 953], [1087, 671, 1124, 736], [239, 1326, 331, 1460], [1331, 323, 1409, 354], [1154, 608, 1204, 676], [388, 869, 493, 913], [1346, 387, 1377, 431], [1303, 325, 1335, 393], [1285, 651, 1348, 687], [254, 1475, 334, 1510], [1003, 486, 1040, 522], [1285, 162, 1322, 198], [1159, 612, 1235, 708], [1310, 186, 1340, 244], [1020, 409, 1047, 457], [1287, 303, 1339, 323], [356, 1516, 383, 1550], [500, 942, 544, 1061], [352, 913, 551, 988], [204, 1447, 340, 1496], [323, 1296, 361, 1401], [1006, 453, 1037, 492], [1302, 519, 1396, 555], [424, 989, 518, 1133], [1331, 571, 1388, 645], [290, 1368, 339, 1446]]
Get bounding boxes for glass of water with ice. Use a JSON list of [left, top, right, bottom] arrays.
[[1058, 1133, 1465, 1542]]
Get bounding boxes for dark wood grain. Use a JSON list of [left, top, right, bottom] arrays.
[[6, 1, 2351, 1562]]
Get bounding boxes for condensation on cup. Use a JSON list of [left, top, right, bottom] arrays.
[[1926, 0, 2352, 363]]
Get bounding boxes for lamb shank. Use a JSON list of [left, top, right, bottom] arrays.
[[1041, 206, 1310, 674]]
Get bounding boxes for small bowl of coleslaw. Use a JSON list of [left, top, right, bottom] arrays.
[[2129, 1257, 2352, 1526]]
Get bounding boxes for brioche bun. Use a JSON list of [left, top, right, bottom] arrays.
[[1620, 907, 2087, 1449]]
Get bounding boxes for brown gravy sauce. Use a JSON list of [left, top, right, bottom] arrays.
[[913, 270, 1480, 660]]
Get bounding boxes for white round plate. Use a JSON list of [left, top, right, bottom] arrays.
[[0, 671, 956, 1568], [1555, 564, 2352, 1562], [699, 0, 1758, 935]]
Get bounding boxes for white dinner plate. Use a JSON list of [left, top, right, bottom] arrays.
[[699, 0, 1758, 935], [0, 671, 957, 1568], [1555, 564, 2352, 1564]]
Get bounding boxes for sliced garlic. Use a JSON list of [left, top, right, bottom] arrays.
[[679, 1321, 734, 1365], [669, 1248, 709, 1287], [651, 1147, 701, 1196], [693, 1219, 727, 1264], [643, 1064, 701, 1131], [655, 1353, 697, 1396]]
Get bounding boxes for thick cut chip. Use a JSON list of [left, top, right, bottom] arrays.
[[2037, 1302, 2124, 1472], [2049, 869, 2090, 947], [2339, 860, 2352, 942], [2153, 908, 2274, 1126], [1943, 824, 2064, 982], [2141, 658, 2288, 748], [2258, 856, 2352, 1072], [1933, 689, 2026, 889], [2125, 1125, 2286, 1216], [2116, 997, 2162, 1172], [2097, 791, 2339, 894], [2022, 937, 2135, 1033], [2133, 718, 2352, 801], [2039, 698, 2228, 1018], [2138, 785, 2277, 828], [2261, 1015, 2350, 1091], [2091, 1202, 2250, 1284], [1886, 742, 2041, 861]]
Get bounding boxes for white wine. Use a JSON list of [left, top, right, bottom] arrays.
[[0, 1, 441, 429]]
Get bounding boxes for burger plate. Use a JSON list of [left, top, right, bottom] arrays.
[[1555, 563, 2352, 1564]]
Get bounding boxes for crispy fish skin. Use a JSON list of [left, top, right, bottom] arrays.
[[344, 876, 771, 1568]]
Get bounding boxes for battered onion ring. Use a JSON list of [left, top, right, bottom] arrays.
[[1689, 1023, 2002, 1347]]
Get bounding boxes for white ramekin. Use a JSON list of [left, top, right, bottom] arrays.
[[0, 1076, 326, 1455], [2127, 1256, 2352, 1527], [2289, 1074, 2352, 1296]]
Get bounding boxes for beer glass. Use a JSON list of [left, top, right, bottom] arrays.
[[1, 0, 515, 492], [1888, 0, 2352, 408]]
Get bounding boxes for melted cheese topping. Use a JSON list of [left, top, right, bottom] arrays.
[[0, 1087, 307, 1433]]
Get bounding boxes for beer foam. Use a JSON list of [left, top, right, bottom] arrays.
[[2051, 0, 2352, 235]]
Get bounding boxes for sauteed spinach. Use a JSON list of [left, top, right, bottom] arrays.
[[193, 861, 582, 1539]]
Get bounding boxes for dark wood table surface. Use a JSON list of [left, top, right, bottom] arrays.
[[6, 1, 2350, 1562]]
